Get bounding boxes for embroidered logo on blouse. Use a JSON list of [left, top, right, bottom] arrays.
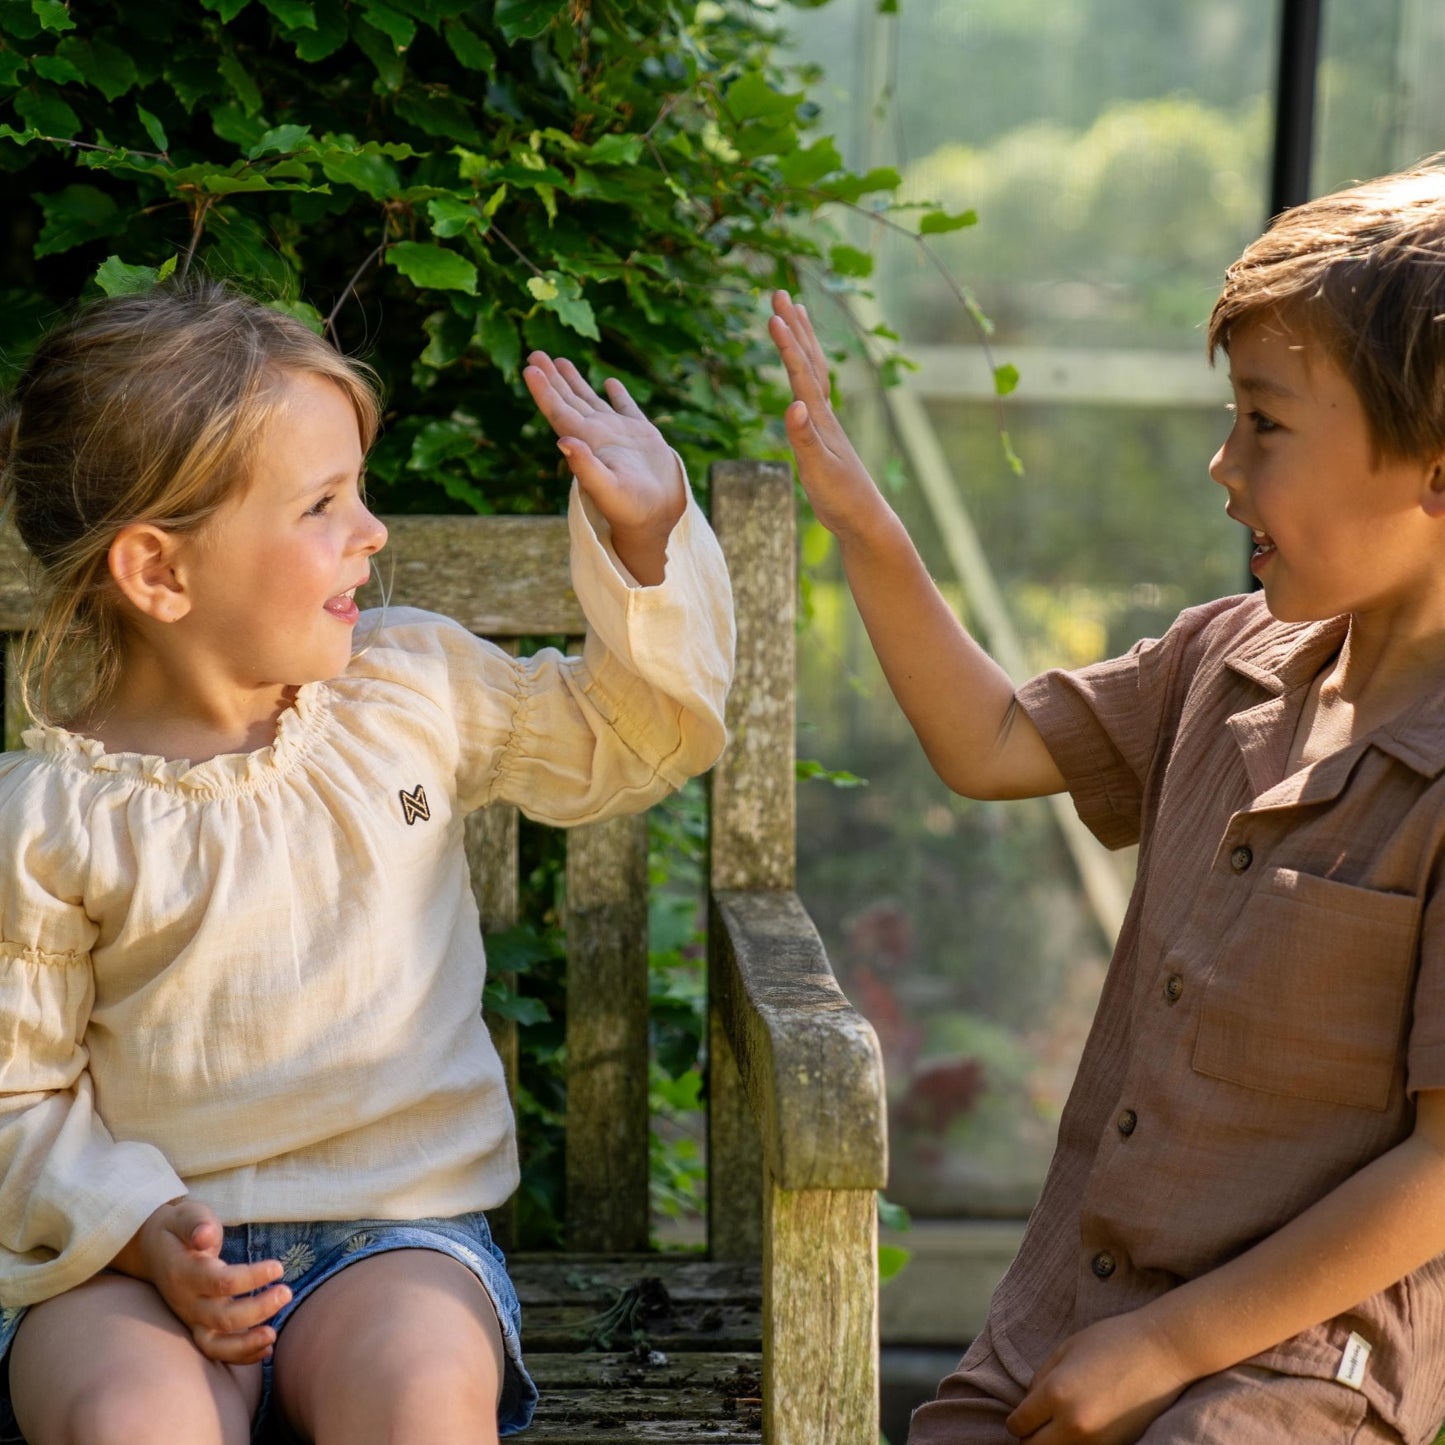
[[400, 783, 430, 826]]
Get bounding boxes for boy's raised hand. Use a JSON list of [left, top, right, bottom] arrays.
[[524, 351, 685, 586], [768, 290, 885, 541]]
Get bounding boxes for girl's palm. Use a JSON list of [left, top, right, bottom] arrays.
[[523, 352, 680, 536]]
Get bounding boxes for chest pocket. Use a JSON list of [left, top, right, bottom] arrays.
[[1192, 867, 1419, 1111]]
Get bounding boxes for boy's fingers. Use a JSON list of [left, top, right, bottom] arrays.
[[769, 317, 828, 404]]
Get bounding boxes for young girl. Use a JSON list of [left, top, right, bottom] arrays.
[[0, 278, 734, 1445]]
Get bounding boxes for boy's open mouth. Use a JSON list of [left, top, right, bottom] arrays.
[[1250, 529, 1276, 559]]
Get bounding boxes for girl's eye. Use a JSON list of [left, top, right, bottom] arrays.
[[306, 493, 335, 517]]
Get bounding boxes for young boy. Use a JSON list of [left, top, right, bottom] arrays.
[[769, 160, 1445, 1444]]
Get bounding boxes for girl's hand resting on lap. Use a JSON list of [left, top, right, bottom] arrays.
[[524, 351, 685, 585], [110, 1197, 291, 1365]]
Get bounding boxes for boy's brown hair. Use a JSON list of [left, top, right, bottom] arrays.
[[1208, 157, 1445, 463], [0, 277, 381, 725]]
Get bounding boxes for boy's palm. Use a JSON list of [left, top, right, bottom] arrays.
[[767, 290, 878, 539]]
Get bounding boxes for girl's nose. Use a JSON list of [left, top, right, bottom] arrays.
[[357, 505, 388, 556]]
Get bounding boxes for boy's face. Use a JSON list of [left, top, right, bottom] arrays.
[[1210, 315, 1445, 631]]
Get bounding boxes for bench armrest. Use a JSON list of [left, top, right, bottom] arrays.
[[710, 887, 888, 1192]]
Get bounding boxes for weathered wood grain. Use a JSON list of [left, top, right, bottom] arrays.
[[0, 514, 581, 636], [0, 526, 31, 634], [564, 812, 650, 1252], [711, 889, 887, 1192], [527, 1350, 761, 1387], [764, 1185, 879, 1445], [359, 514, 580, 634], [3, 638, 26, 752], [707, 460, 795, 1258], [707, 461, 795, 893], [508, 1256, 763, 1307]]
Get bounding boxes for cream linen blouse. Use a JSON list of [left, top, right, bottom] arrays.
[[0, 480, 734, 1308]]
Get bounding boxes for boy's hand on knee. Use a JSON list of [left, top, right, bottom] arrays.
[[113, 1197, 292, 1365], [522, 350, 685, 585], [767, 290, 889, 545], [1004, 1312, 1189, 1443]]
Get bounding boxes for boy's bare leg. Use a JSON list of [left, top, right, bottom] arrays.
[[272, 1249, 505, 1445], [8, 1272, 261, 1445]]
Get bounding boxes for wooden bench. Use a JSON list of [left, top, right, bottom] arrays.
[[0, 460, 890, 1445]]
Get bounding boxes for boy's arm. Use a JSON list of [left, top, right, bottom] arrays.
[[768, 291, 1064, 801], [1006, 1087, 1445, 1444]]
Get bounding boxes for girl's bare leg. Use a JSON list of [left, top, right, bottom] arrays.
[[8, 1272, 261, 1445], [273, 1249, 505, 1445]]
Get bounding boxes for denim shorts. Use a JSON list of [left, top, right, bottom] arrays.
[[0, 1210, 537, 1443]]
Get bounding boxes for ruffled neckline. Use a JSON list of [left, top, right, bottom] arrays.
[[21, 683, 327, 796]]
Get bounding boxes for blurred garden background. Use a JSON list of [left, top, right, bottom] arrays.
[[5, 1, 1445, 1435]]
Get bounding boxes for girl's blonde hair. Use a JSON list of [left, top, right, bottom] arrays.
[[0, 277, 381, 726]]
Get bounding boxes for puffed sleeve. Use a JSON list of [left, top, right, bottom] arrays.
[[0, 761, 185, 1307], [462, 469, 734, 823]]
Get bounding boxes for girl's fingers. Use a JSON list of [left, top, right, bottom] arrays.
[[556, 438, 618, 500], [523, 363, 587, 432], [553, 355, 608, 413], [194, 1321, 278, 1366], [603, 376, 647, 421]]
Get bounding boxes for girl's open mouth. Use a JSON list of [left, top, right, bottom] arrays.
[[323, 586, 359, 621], [1250, 529, 1276, 559]]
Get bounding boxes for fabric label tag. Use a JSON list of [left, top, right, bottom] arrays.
[[1336, 1331, 1372, 1390]]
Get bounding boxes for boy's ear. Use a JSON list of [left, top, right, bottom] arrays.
[[1422, 456, 1445, 519], [107, 524, 192, 623]]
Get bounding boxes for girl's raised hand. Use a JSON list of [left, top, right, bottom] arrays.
[[114, 1197, 292, 1365], [524, 352, 685, 586], [768, 290, 886, 542]]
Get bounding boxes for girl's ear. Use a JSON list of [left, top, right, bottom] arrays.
[[108, 524, 191, 623]]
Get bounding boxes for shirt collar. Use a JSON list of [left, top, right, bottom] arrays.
[[1223, 605, 1445, 780]]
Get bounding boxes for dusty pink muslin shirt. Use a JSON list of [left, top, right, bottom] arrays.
[[916, 592, 1445, 1445]]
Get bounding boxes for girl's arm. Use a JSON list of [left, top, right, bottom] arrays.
[[1005, 1087, 1445, 1444], [767, 291, 1064, 802]]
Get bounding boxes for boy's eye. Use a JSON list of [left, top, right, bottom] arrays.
[[1225, 403, 1279, 435], [306, 493, 336, 517]]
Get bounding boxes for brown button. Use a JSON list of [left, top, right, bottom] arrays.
[[1164, 973, 1184, 1003], [1091, 1251, 1117, 1279], [1230, 845, 1253, 872], [1118, 1109, 1137, 1137]]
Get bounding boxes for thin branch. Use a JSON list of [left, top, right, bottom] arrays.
[[325, 231, 391, 340], [487, 222, 548, 280], [33, 133, 168, 162], [177, 194, 216, 281]]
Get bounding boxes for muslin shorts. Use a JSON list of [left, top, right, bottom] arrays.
[[0, 1209, 537, 1443]]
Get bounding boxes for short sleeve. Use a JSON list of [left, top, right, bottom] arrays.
[[0, 761, 185, 1306], [1014, 596, 1245, 850]]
